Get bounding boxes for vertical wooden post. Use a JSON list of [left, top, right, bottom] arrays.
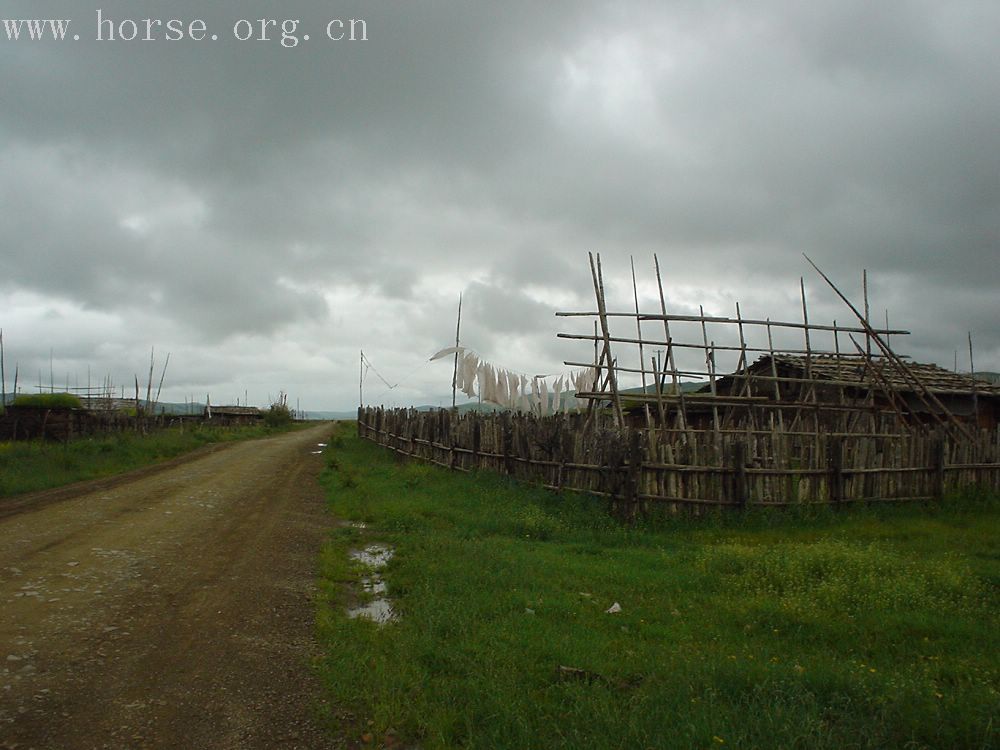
[[933, 436, 946, 501], [731, 440, 748, 509], [472, 416, 482, 470], [828, 436, 843, 506], [502, 414, 514, 476], [765, 319, 784, 431], [699, 306, 720, 437], [1, 328, 6, 413], [654, 255, 688, 431], [589, 253, 625, 428], [626, 429, 643, 521], [452, 294, 462, 411], [630, 256, 652, 429], [969, 332, 979, 428]]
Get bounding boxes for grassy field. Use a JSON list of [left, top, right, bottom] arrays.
[[317, 422, 999, 749], [0, 423, 300, 498]]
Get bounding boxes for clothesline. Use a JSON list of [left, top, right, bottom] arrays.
[[429, 346, 597, 415]]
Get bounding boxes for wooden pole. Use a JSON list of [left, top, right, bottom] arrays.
[[733, 301, 754, 429], [145, 347, 155, 412], [863, 269, 871, 360], [153, 353, 170, 413], [799, 278, 819, 435], [590, 253, 624, 428], [452, 293, 462, 411], [630, 257, 651, 428], [653, 253, 688, 430], [699, 306, 720, 436], [969, 332, 979, 427], [0, 328, 5, 411], [804, 254, 971, 441], [766, 319, 784, 431]]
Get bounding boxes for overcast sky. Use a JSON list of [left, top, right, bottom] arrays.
[[2, 1, 998, 411]]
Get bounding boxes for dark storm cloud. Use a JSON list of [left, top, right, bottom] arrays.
[[2, 0, 998, 408]]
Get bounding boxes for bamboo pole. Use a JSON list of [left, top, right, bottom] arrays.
[[699, 306, 720, 436], [555, 332, 913, 359], [969, 332, 979, 427], [145, 347, 155, 414], [589, 253, 624, 428], [804, 254, 972, 441], [847, 336, 921, 433], [452, 293, 462, 411], [0, 328, 5, 411], [766, 318, 784, 431], [556, 310, 908, 336], [153, 353, 170, 414], [630, 256, 651, 428]]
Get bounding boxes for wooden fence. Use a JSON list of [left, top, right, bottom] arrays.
[[358, 406, 1000, 516], [0, 406, 196, 442]]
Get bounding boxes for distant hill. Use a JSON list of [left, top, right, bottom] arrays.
[[298, 410, 358, 420]]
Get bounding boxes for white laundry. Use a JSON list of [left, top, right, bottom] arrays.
[[430, 345, 465, 361], [462, 353, 479, 398]]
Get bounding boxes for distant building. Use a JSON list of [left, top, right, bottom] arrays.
[[205, 405, 263, 425]]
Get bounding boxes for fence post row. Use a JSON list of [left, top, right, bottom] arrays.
[[356, 407, 999, 513]]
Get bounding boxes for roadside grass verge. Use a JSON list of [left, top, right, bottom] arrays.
[[0, 423, 300, 498], [317, 422, 999, 749]]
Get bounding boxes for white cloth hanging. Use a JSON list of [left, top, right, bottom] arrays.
[[461, 353, 479, 398], [430, 346, 465, 361]]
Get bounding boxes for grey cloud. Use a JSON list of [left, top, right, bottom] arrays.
[[2, 0, 998, 409]]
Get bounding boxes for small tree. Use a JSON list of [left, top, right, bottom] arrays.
[[264, 391, 294, 427]]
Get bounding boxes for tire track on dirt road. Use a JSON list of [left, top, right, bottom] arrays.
[[0, 423, 340, 749]]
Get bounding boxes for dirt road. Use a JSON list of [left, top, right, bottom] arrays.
[[0, 424, 339, 749]]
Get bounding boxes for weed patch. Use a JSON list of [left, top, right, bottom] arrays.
[[316, 423, 1000, 749]]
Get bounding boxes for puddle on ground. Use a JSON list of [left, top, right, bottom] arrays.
[[347, 544, 397, 625], [310, 450, 323, 454], [347, 598, 396, 624], [317, 443, 327, 447], [350, 545, 393, 568]]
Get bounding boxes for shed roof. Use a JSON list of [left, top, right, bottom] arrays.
[[726, 354, 1000, 397], [209, 405, 263, 416]]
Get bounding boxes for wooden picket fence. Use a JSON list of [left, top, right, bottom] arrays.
[[358, 406, 1000, 516]]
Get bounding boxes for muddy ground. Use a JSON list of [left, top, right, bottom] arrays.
[[0, 423, 340, 749]]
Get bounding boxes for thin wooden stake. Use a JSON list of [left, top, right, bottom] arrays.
[[699, 306, 720, 436], [452, 293, 462, 411], [145, 347, 155, 413], [969, 332, 979, 427], [804, 254, 972, 441], [653, 255, 687, 430], [0, 328, 6, 411], [153, 353, 170, 413], [630, 256, 651, 428], [590, 253, 624, 428], [765, 319, 784, 431]]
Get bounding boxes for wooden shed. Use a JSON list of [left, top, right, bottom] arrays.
[[205, 405, 264, 426], [707, 354, 1000, 431]]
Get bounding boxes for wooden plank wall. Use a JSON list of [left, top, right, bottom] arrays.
[[357, 406, 1000, 516]]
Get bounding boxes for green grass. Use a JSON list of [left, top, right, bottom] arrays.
[[316, 422, 1000, 749], [0, 423, 294, 498]]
